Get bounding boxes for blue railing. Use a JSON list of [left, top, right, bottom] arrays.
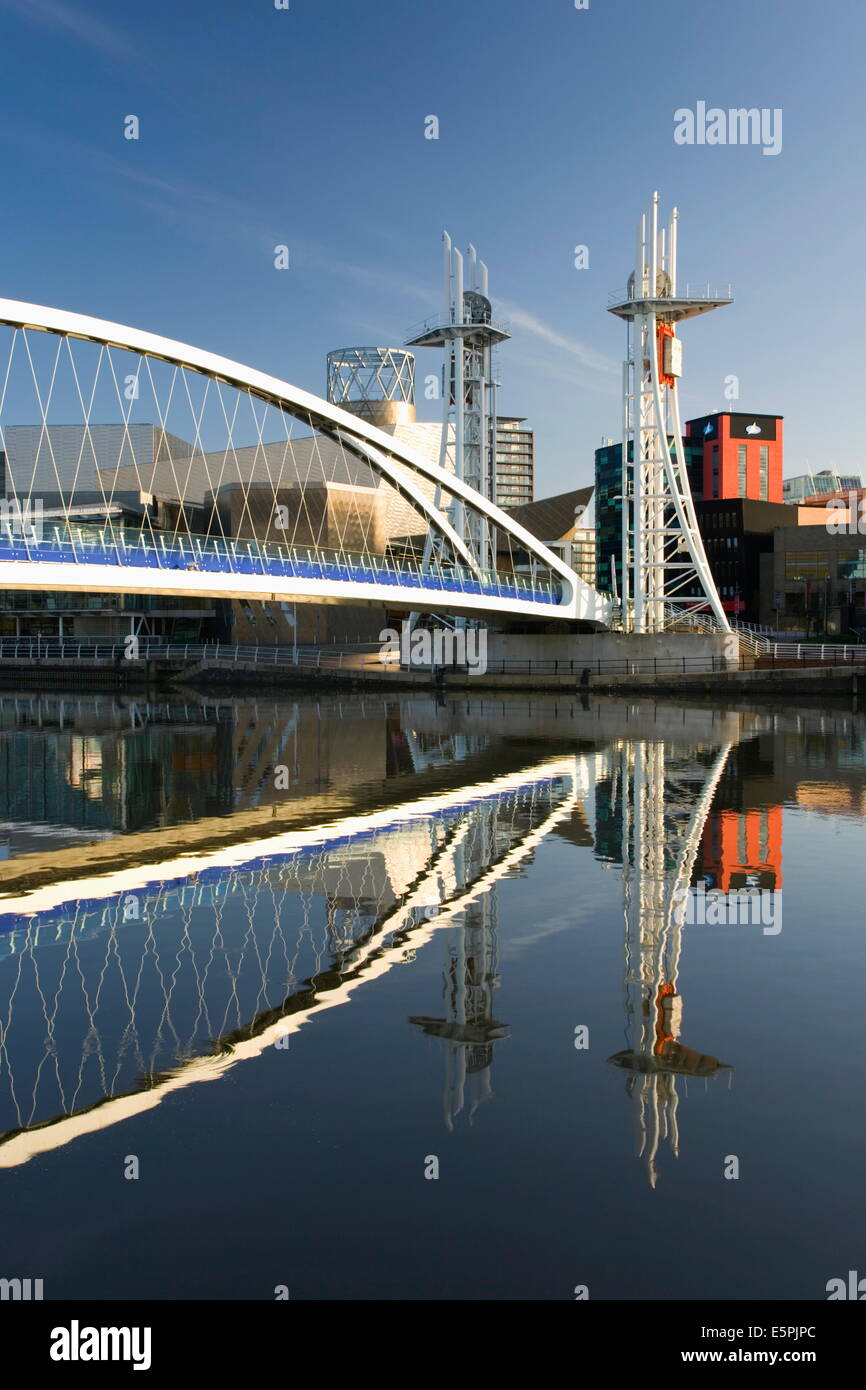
[[0, 523, 563, 607]]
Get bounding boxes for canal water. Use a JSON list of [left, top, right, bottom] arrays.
[[0, 688, 863, 1300]]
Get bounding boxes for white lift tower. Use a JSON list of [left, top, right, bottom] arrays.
[[407, 233, 510, 576], [608, 194, 733, 634]]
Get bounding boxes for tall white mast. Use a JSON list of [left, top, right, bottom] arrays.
[[610, 194, 733, 633], [407, 233, 510, 575]]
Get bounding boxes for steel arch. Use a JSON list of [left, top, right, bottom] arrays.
[[0, 299, 611, 624]]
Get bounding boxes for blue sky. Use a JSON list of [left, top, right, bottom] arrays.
[[0, 0, 862, 495]]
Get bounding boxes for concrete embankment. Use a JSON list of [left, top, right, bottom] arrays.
[[186, 660, 866, 699], [1, 661, 864, 701]]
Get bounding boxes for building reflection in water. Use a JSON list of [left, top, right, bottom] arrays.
[[597, 724, 865, 1183], [0, 710, 579, 1166], [0, 692, 863, 1175]]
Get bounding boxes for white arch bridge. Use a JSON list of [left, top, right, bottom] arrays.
[[0, 300, 611, 626]]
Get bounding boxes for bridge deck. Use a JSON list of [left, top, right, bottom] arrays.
[[0, 522, 563, 611]]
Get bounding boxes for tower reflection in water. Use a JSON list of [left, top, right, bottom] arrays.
[[600, 739, 736, 1187], [0, 691, 788, 1182], [405, 763, 587, 1129], [409, 757, 594, 1130], [409, 899, 506, 1131], [0, 731, 580, 1167]]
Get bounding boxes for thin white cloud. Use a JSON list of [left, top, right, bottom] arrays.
[[339, 319, 413, 343], [0, 0, 136, 62], [294, 246, 437, 310], [1, 108, 617, 406], [507, 351, 619, 400], [497, 299, 619, 377], [0, 120, 267, 247]]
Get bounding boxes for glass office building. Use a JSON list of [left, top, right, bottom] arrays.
[[595, 429, 734, 595], [783, 469, 862, 503]]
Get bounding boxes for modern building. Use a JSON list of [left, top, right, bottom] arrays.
[[797, 485, 866, 520], [0, 425, 219, 639], [594, 440, 621, 597], [566, 527, 596, 588], [594, 435, 705, 597], [684, 412, 783, 504], [764, 524, 866, 635], [693, 498, 799, 620], [0, 586, 219, 642], [494, 417, 534, 509], [664, 493, 866, 632], [327, 352, 534, 550], [0, 423, 195, 510], [595, 412, 784, 596], [0, 386, 459, 644], [326, 347, 416, 428], [504, 487, 594, 587], [783, 469, 862, 503], [682, 492, 866, 633]]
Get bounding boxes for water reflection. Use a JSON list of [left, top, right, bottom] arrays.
[[0, 691, 863, 1189], [601, 739, 734, 1187], [0, 751, 581, 1164]]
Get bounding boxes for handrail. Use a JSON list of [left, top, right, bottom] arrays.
[[0, 520, 564, 608], [1, 638, 864, 676]]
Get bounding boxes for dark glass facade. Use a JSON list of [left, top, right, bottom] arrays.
[[594, 438, 703, 594], [595, 443, 626, 596]]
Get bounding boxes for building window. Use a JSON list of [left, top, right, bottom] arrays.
[[759, 446, 769, 501], [738, 445, 747, 498], [838, 550, 866, 581], [785, 552, 830, 581]]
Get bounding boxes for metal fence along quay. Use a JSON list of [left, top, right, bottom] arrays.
[[2, 638, 865, 678]]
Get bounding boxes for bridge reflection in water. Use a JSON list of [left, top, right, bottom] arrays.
[[0, 756, 582, 1166], [0, 693, 750, 1180]]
